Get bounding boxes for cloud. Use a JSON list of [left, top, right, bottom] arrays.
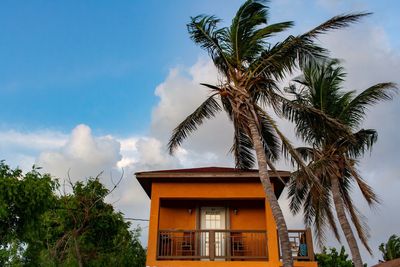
[[36, 124, 121, 181], [0, 129, 67, 170], [150, 58, 234, 167]]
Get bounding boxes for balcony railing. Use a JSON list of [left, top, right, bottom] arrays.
[[158, 229, 268, 261], [279, 229, 315, 261]]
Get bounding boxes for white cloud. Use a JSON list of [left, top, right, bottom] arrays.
[[151, 58, 234, 167], [0, 130, 67, 150], [36, 124, 122, 181], [0, 129, 67, 170]]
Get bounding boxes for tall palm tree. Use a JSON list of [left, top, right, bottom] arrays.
[[285, 59, 397, 267], [168, 1, 369, 266]]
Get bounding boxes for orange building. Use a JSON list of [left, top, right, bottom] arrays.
[[136, 167, 318, 267]]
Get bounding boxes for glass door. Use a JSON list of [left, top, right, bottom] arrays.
[[200, 207, 226, 260]]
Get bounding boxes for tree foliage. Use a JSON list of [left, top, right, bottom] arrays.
[[316, 246, 354, 267], [0, 161, 146, 267], [285, 59, 396, 249], [379, 235, 400, 261], [0, 161, 57, 266], [40, 177, 146, 267]]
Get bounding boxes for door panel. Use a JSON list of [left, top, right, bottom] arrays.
[[200, 207, 226, 260]]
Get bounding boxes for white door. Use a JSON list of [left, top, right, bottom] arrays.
[[200, 207, 226, 260]]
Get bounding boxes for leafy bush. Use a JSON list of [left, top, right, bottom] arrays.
[[379, 235, 400, 261], [0, 161, 146, 267], [316, 246, 353, 267]]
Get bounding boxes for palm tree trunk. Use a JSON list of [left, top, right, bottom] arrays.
[[248, 117, 294, 267], [331, 175, 364, 267]]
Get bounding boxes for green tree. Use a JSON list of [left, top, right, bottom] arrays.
[[379, 235, 400, 261], [40, 177, 146, 267], [168, 1, 368, 266], [0, 161, 146, 266], [316, 246, 353, 267], [0, 161, 57, 266], [285, 59, 396, 267]]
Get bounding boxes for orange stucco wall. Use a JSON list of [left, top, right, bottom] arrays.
[[159, 200, 196, 229], [144, 261, 318, 267], [158, 199, 265, 230], [145, 181, 317, 267], [229, 200, 266, 230]]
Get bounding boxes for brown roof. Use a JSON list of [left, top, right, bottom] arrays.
[[135, 166, 291, 199], [372, 259, 400, 267], [138, 166, 259, 173]]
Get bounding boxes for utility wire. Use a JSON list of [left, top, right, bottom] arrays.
[[124, 217, 149, 222]]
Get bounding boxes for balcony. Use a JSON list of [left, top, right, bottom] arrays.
[[157, 229, 314, 261], [282, 229, 315, 261]]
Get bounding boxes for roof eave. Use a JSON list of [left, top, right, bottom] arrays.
[[135, 170, 290, 200]]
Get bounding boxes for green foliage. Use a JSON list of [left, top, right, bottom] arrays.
[[379, 235, 400, 261], [0, 161, 57, 266], [0, 161, 146, 267], [41, 177, 146, 267], [316, 246, 353, 267], [286, 59, 396, 251]]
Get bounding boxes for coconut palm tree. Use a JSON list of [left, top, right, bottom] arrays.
[[168, 1, 369, 266], [285, 59, 397, 267]]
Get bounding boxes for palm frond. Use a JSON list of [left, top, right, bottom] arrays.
[[249, 79, 282, 114], [168, 95, 221, 154], [281, 91, 352, 144], [294, 147, 315, 162], [229, 0, 269, 65], [248, 13, 370, 82], [342, 188, 373, 254], [324, 200, 341, 243], [221, 94, 234, 119], [346, 162, 379, 206], [256, 106, 280, 161], [289, 168, 341, 247], [288, 171, 310, 215], [231, 124, 256, 169], [187, 15, 231, 73], [339, 129, 378, 158], [253, 21, 294, 40], [200, 83, 222, 91], [258, 107, 322, 189], [312, 189, 340, 248], [248, 35, 327, 83], [340, 82, 397, 127], [301, 13, 371, 40]]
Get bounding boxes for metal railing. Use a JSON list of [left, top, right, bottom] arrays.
[[158, 229, 268, 261], [278, 229, 315, 261]]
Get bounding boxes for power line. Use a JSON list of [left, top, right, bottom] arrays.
[[124, 217, 149, 222]]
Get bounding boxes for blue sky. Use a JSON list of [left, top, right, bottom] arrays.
[[1, 0, 399, 136], [0, 1, 400, 263], [0, 0, 241, 135]]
